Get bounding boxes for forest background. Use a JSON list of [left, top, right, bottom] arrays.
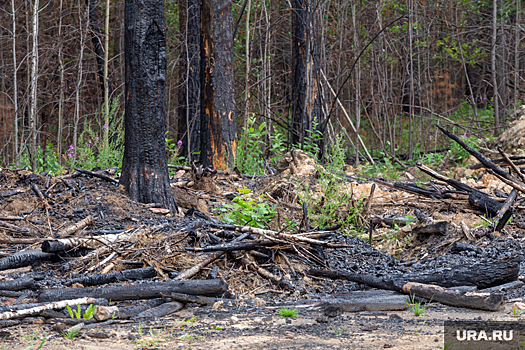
[[0, 0, 520, 176]]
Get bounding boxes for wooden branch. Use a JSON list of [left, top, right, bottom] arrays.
[[494, 189, 517, 232], [159, 292, 220, 305], [417, 163, 477, 193], [497, 147, 525, 182], [176, 232, 251, 280], [56, 215, 94, 238], [468, 190, 503, 216], [488, 170, 525, 195], [185, 240, 277, 252], [75, 168, 118, 183], [0, 250, 54, 271], [402, 282, 503, 311]]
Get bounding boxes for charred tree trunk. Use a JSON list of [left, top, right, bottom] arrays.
[[291, 0, 322, 148], [120, 0, 178, 213], [201, 0, 236, 169], [177, 0, 203, 163], [86, 0, 113, 100]]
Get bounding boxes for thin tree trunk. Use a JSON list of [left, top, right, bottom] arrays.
[[121, 0, 178, 213], [243, 0, 251, 134], [74, 0, 86, 162], [11, 0, 18, 159], [177, 0, 202, 163], [514, 0, 519, 114], [29, 0, 39, 170], [492, 0, 500, 134], [57, 0, 64, 162], [201, 0, 236, 169], [104, 0, 110, 132]]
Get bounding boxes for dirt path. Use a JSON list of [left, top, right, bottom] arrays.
[[3, 302, 520, 349]]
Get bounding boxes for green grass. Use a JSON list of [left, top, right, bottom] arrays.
[[406, 293, 431, 317], [277, 308, 299, 318]]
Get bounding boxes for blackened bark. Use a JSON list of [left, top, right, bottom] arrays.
[[291, 0, 322, 147], [121, 0, 178, 212], [201, 0, 236, 169], [87, 0, 113, 99], [178, 0, 203, 162]]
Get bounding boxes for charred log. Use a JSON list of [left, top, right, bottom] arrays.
[[0, 277, 34, 291], [38, 279, 228, 302], [67, 267, 156, 286], [132, 301, 183, 319], [309, 256, 519, 290], [469, 190, 503, 216], [0, 250, 54, 271]]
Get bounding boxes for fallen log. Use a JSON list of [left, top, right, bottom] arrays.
[[402, 282, 503, 311], [309, 255, 519, 290], [416, 163, 477, 194], [159, 292, 225, 305], [38, 279, 228, 302], [450, 242, 482, 254], [479, 280, 524, 293], [67, 267, 156, 286], [0, 277, 34, 291], [0, 250, 54, 271], [0, 297, 96, 320], [185, 240, 277, 252], [321, 290, 409, 312], [132, 301, 183, 319], [468, 190, 503, 216], [494, 189, 517, 232]]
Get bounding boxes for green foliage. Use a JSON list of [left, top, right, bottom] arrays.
[[304, 173, 364, 234], [237, 115, 268, 174], [165, 136, 186, 166], [62, 327, 80, 339], [324, 134, 346, 173], [66, 304, 95, 319], [298, 120, 323, 159], [406, 293, 431, 316], [71, 96, 124, 171], [215, 187, 276, 228], [513, 305, 525, 317], [277, 308, 299, 318], [18, 140, 63, 175]]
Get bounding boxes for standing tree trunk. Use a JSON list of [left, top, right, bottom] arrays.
[[291, 0, 322, 150], [87, 0, 112, 101], [178, 0, 203, 163], [201, 0, 236, 170], [121, 0, 178, 213], [29, 0, 39, 170]]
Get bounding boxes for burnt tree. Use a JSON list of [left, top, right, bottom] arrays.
[[201, 0, 236, 169], [291, 0, 322, 148], [177, 0, 203, 163], [120, 0, 178, 212]]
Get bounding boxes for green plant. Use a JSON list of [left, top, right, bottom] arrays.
[[406, 293, 432, 316], [237, 115, 268, 174], [67, 94, 124, 171], [215, 187, 276, 228], [166, 136, 186, 166], [21, 335, 46, 350], [277, 308, 299, 318], [16, 140, 64, 175], [62, 326, 80, 339], [513, 305, 525, 317], [449, 133, 480, 165], [66, 304, 95, 319], [333, 327, 345, 336]]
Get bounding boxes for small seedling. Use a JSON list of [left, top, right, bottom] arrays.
[[277, 308, 299, 318], [66, 304, 95, 319], [513, 306, 525, 317], [333, 327, 345, 335], [62, 327, 80, 339], [406, 293, 431, 317]]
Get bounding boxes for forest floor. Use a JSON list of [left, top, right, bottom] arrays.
[[0, 145, 524, 349]]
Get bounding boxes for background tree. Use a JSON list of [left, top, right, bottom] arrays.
[[120, 0, 178, 212]]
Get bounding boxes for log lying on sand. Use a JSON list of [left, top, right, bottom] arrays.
[[38, 279, 228, 302], [402, 282, 504, 311], [309, 256, 520, 291], [67, 267, 155, 286], [0, 250, 54, 271], [323, 290, 409, 312], [132, 301, 183, 319]]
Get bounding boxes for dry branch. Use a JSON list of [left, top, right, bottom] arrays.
[[0, 297, 96, 320], [56, 215, 94, 238]]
